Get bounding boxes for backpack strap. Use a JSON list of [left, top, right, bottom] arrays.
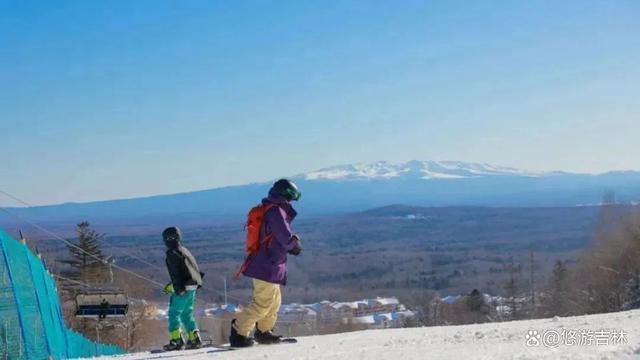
[[234, 256, 251, 281], [262, 204, 278, 248]]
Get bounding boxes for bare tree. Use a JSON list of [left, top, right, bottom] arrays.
[[503, 256, 521, 320], [528, 247, 537, 318], [569, 201, 640, 315]]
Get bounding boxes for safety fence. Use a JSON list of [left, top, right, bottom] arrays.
[[0, 229, 124, 359]]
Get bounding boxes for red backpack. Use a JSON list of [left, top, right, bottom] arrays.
[[234, 204, 277, 279]]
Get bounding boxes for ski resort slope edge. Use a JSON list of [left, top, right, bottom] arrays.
[[95, 310, 640, 360]]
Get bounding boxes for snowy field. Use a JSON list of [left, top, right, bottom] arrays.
[[97, 310, 640, 360]]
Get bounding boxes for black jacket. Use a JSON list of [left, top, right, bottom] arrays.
[[166, 244, 204, 294]]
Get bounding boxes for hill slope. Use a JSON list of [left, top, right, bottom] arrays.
[[107, 310, 640, 360]]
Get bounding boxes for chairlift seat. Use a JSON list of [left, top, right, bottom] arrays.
[[75, 292, 129, 318]]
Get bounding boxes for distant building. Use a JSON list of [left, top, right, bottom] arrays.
[[201, 303, 240, 318], [150, 296, 416, 342], [281, 297, 415, 332]]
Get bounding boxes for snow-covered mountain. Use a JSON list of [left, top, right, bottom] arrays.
[[301, 160, 559, 181], [104, 309, 640, 360], [2, 160, 639, 226]]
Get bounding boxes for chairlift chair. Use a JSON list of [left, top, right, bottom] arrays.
[[75, 290, 129, 319]]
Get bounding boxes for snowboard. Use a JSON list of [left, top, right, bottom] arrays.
[[150, 338, 297, 354], [225, 337, 298, 349], [261, 337, 298, 345], [150, 344, 233, 355]]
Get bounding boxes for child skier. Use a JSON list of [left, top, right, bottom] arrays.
[[162, 226, 204, 351], [229, 179, 303, 347]]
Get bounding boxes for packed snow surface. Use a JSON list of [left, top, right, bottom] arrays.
[[98, 310, 640, 360]]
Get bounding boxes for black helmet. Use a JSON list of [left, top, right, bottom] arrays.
[[270, 179, 301, 201], [162, 226, 182, 248]]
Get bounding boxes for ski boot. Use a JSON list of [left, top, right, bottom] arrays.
[[185, 330, 202, 350], [229, 320, 254, 348], [254, 327, 283, 345]]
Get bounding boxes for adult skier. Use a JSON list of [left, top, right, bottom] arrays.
[[229, 179, 303, 347], [162, 226, 205, 351]]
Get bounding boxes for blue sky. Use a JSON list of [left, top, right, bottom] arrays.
[[1, 0, 639, 206]]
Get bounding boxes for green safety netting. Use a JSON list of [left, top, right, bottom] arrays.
[[0, 229, 124, 359]]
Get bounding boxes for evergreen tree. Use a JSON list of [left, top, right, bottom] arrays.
[[466, 289, 485, 313], [59, 222, 110, 287], [543, 260, 572, 316]]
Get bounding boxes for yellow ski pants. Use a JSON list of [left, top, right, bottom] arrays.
[[234, 278, 282, 337]]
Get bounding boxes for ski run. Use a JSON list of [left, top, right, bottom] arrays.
[[95, 309, 640, 360]]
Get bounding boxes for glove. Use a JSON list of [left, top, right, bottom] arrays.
[[198, 272, 205, 289], [163, 283, 174, 295], [288, 235, 302, 256]]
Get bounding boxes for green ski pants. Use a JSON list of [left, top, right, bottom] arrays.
[[168, 290, 198, 334]]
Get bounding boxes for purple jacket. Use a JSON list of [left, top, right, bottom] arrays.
[[242, 192, 298, 285]]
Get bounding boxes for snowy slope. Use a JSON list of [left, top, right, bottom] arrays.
[[301, 160, 556, 181], [99, 310, 640, 360]]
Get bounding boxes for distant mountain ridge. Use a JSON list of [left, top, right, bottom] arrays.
[[299, 160, 567, 180], [1, 160, 639, 227]]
